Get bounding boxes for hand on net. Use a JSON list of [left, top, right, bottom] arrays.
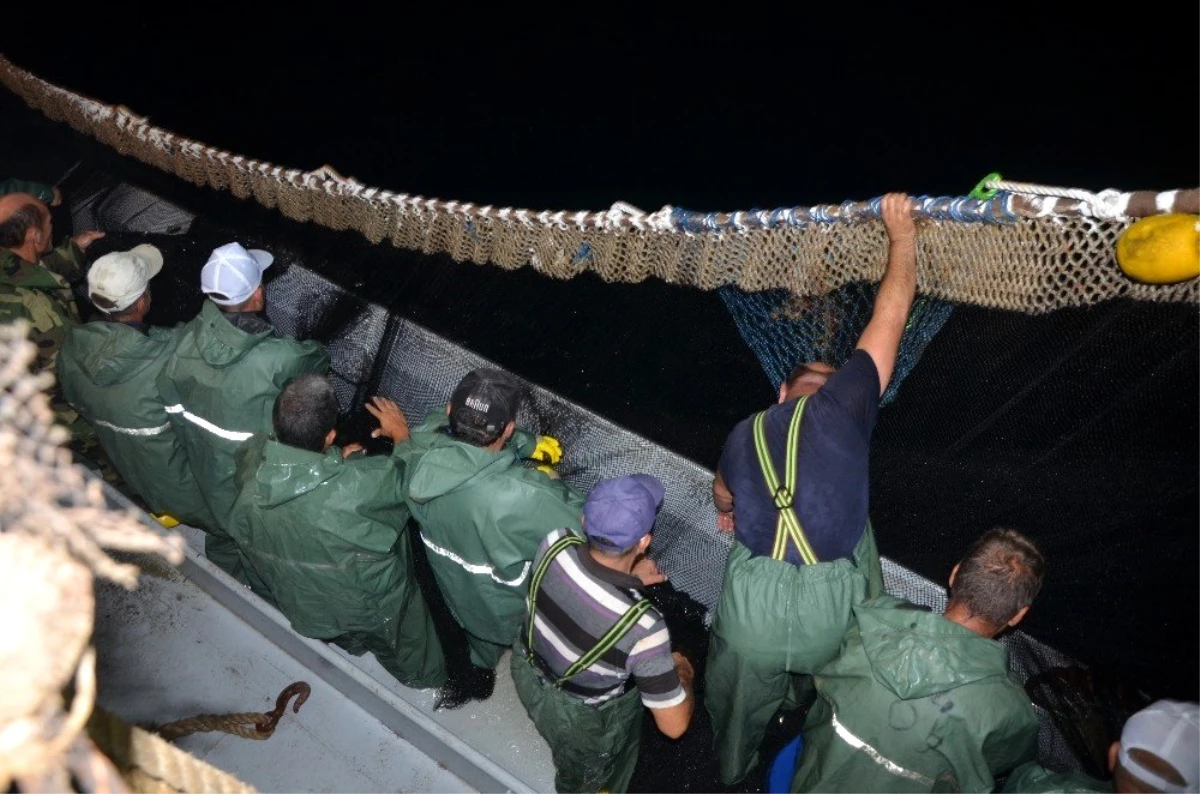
[[632, 556, 667, 586]]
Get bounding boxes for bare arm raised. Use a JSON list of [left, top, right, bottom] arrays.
[[855, 192, 917, 396]]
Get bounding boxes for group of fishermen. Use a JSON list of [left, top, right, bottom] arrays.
[[3, 181, 1197, 794]]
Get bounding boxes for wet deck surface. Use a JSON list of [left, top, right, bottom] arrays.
[[93, 548, 479, 793]]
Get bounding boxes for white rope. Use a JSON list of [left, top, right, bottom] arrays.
[[986, 178, 1129, 220]]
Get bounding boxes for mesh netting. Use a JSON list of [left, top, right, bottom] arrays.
[[718, 283, 956, 404], [2, 54, 1196, 316]]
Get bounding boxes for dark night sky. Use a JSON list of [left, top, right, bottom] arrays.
[[3, 8, 1196, 214]]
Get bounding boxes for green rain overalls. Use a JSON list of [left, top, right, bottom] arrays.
[[705, 397, 884, 785], [511, 534, 652, 794]]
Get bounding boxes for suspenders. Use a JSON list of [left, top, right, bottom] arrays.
[[752, 398, 820, 565], [524, 533, 652, 689]]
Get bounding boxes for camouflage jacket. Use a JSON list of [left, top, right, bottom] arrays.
[[0, 243, 87, 374]]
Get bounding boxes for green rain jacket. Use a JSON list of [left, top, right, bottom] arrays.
[[227, 437, 445, 689], [791, 595, 1039, 793], [156, 301, 329, 527], [397, 410, 585, 668], [58, 321, 213, 527], [1000, 762, 1109, 793]]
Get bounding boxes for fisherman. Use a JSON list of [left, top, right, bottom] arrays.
[[396, 367, 583, 707], [0, 176, 72, 243], [790, 527, 1044, 792], [705, 192, 917, 784], [0, 191, 106, 465], [512, 474, 695, 793], [1002, 699, 1200, 793], [157, 241, 329, 581], [58, 244, 213, 528], [226, 374, 447, 690]]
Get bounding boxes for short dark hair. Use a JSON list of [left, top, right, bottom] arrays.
[[273, 375, 338, 452], [0, 200, 46, 248], [949, 528, 1046, 627]]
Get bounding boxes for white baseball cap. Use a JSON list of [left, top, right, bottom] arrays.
[[87, 244, 164, 313], [200, 242, 273, 306], [1118, 699, 1200, 793]]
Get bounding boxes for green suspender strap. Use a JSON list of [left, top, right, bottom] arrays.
[[524, 533, 653, 688], [752, 398, 820, 565]]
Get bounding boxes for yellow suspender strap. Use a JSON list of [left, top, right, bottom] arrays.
[[751, 400, 819, 565]]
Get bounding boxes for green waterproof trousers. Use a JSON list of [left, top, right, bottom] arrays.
[[705, 524, 883, 785], [511, 650, 643, 793], [329, 585, 446, 690], [204, 534, 246, 584]]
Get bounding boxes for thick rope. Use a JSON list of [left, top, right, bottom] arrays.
[[153, 681, 311, 742], [0, 54, 1195, 311], [154, 714, 273, 743], [1, 320, 241, 793], [986, 178, 1127, 220], [88, 709, 256, 794]]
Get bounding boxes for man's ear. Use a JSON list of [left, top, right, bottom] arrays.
[[445, 403, 452, 417], [502, 420, 516, 442], [322, 428, 337, 452], [1006, 605, 1030, 628], [948, 562, 960, 589], [1107, 740, 1119, 774], [638, 534, 653, 554], [777, 382, 788, 404]]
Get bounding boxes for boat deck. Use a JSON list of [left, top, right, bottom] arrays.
[[95, 486, 558, 793]]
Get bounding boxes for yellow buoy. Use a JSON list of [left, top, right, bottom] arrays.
[[1116, 213, 1200, 284]]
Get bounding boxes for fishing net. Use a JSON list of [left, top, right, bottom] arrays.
[[2, 54, 1196, 314]]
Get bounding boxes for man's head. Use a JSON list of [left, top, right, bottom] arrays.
[[87, 244, 163, 321], [946, 527, 1045, 636], [0, 193, 51, 256], [200, 242, 273, 311], [778, 361, 837, 403], [583, 474, 665, 557], [446, 368, 520, 447], [273, 374, 339, 453], [1109, 699, 1200, 793]]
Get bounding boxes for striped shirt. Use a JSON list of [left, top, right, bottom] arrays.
[[524, 528, 685, 708]]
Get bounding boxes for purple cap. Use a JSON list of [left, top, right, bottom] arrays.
[[583, 475, 665, 553]]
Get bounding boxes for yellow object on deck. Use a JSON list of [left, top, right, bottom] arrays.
[[1116, 214, 1200, 284], [153, 513, 181, 528]]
